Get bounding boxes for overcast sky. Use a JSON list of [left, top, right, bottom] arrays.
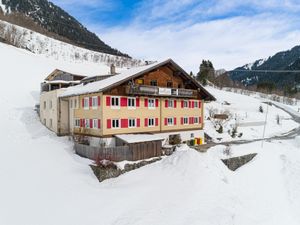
[[51, 0, 300, 72]]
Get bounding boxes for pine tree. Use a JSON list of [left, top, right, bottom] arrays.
[[196, 60, 215, 85]]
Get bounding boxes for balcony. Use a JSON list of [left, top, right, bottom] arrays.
[[125, 85, 197, 98]]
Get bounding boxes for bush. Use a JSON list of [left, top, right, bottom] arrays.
[[259, 105, 264, 113], [169, 134, 182, 145], [94, 155, 117, 169]]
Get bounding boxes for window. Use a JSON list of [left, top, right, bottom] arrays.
[[183, 100, 188, 108], [167, 81, 173, 88], [194, 101, 198, 108], [128, 118, 136, 128], [150, 80, 157, 86], [194, 117, 199, 124], [93, 119, 98, 129], [167, 117, 174, 126], [50, 119, 53, 127], [148, 118, 155, 127], [111, 97, 120, 108], [92, 96, 98, 109], [84, 97, 89, 109], [43, 101, 46, 110], [85, 119, 90, 128], [148, 98, 155, 108], [168, 99, 174, 108], [74, 99, 78, 109], [74, 118, 80, 128], [183, 117, 188, 125], [112, 119, 120, 128], [128, 97, 136, 108]]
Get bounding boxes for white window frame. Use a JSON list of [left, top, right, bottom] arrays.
[[167, 117, 174, 126], [74, 118, 80, 128], [148, 118, 155, 127], [168, 99, 174, 108], [194, 117, 199, 124], [85, 119, 90, 128], [93, 119, 98, 129], [194, 101, 198, 108], [148, 98, 155, 109], [128, 97, 136, 109], [111, 96, 120, 109], [112, 119, 120, 129], [128, 118, 136, 128], [183, 117, 188, 125], [74, 98, 78, 109], [92, 96, 98, 109], [183, 100, 188, 108], [84, 97, 89, 110]]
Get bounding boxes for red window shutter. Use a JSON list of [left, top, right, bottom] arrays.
[[107, 119, 111, 129], [136, 98, 140, 107], [144, 98, 148, 107], [82, 99, 84, 108], [189, 101, 191, 108], [192, 117, 194, 124], [174, 100, 177, 108], [164, 118, 168, 125], [89, 97, 92, 107], [98, 96, 101, 106], [98, 119, 101, 128], [165, 100, 168, 108], [199, 101, 202, 108], [189, 117, 192, 124], [90, 119, 93, 128], [144, 118, 148, 127], [106, 96, 111, 106], [155, 99, 159, 107], [121, 119, 128, 128], [199, 117, 202, 124], [174, 117, 177, 125], [80, 119, 83, 127], [181, 117, 183, 125], [181, 100, 184, 108], [121, 97, 127, 107], [155, 118, 158, 126], [192, 101, 195, 108], [137, 118, 140, 127]]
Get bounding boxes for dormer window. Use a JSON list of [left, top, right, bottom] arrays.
[[150, 80, 157, 86]]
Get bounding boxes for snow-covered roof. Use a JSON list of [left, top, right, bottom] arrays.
[[115, 134, 164, 144], [59, 60, 166, 97], [59, 58, 216, 101], [45, 80, 81, 84]]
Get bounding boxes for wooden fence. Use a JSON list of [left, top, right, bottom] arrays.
[[74, 141, 162, 162]]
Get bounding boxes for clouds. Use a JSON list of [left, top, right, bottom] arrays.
[[51, 0, 300, 71]]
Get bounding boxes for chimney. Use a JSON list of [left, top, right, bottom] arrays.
[[110, 64, 116, 75]]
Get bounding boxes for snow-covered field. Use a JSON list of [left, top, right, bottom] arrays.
[[205, 87, 299, 142], [1, 42, 300, 225]]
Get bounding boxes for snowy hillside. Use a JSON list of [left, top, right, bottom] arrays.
[[0, 20, 144, 68], [204, 87, 299, 142], [1, 42, 300, 225]]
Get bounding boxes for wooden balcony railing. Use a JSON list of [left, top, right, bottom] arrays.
[[125, 85, 197, 98]]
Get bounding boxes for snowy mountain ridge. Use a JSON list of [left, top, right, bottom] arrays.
[[0, 20, 145, 69]]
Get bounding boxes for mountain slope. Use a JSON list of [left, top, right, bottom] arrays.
[[229, 46, 300, 88], [0, 0, 129, 57], [1, 42, 300, 225]]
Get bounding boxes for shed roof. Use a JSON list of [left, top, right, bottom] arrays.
[[115, 134, 164, 144]]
